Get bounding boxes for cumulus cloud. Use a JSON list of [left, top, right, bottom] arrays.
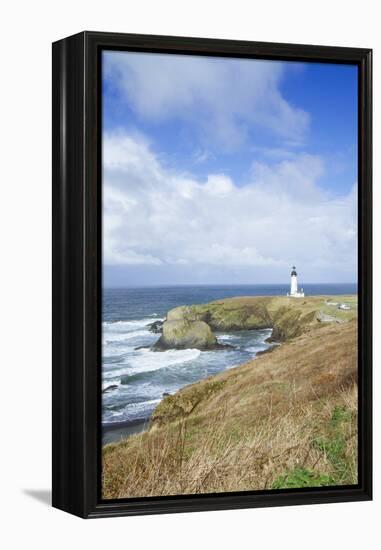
[[103, 132, 357, 282], [103, 52, 310, 150]]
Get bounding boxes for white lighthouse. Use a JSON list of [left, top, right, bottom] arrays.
[[287, 266, 305, 298]]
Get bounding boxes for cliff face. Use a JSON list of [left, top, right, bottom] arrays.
[[154, 295, 357, 349]]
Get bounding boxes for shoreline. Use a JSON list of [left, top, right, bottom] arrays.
[[102, 330, 273, 446], [102, 418, 149, 445]]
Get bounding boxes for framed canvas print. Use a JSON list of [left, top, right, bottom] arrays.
[[52, 31, 372, 518]]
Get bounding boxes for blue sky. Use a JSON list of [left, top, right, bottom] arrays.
[[102, 51, 358, 287]]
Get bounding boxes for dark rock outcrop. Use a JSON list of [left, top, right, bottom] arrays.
[[102, 384, 118, 393], [147, 320, 164, 333], [153, 319, 224, 351]]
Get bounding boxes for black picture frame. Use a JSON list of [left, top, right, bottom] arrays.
[[52, 31, 372, 519]]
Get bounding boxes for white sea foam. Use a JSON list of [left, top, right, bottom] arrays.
[[102, 368, 127, 380], [103, 318, 163, 332], [125, 398, 161, 412], [103, 318, 163, 347], [103, 329, 149, 344], [102, 344, 136, 358], [125, 348, 201, 374], [105, 410, 124, 420], [104, 398, 162, 423], [102, 348, 201, 382]]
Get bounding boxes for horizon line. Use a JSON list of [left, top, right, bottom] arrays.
[[103, 282, 358, 289]]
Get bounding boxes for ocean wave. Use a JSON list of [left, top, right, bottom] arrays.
[[102, 365, 137, 380], [103, 398, 161, 423], [103, 318, 163, 348], [126, 398, 161, 411], [103, 348, 201, 383], [103, 410, 125, 421], [102, 344, 137, 358], [103, 329, 150, 344], [103, 317, 163, 331], [125, 348, 201, 374]]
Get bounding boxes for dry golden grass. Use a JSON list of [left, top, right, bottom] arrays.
[[102, 385, 357, 498], [102, 320, 358, 499]]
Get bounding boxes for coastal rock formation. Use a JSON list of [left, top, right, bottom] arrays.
[[153, 319, 220, 351], [166, 301, 272, 330], [160, 295, 357, 346]]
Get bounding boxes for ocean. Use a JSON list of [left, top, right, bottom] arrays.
[[102, 283, 356, 444]]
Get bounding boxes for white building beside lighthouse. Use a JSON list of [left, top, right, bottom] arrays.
[[287, 266, 305, 298]]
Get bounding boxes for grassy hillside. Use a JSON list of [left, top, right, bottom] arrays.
[[103, 296, 358, 499]]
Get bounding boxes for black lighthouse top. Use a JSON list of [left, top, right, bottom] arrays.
[[291, 266, 297, 276]]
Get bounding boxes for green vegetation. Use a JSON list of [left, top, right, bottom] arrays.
[[271, 404, 356, 489], [331, 405, 353, 427], [272, 468, 335, 489], [312, 405, 356, 485]]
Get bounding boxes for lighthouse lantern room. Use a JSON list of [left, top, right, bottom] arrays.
[[287, 266, 305, 298]]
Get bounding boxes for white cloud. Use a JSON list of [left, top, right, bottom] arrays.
[[104, 52, 310, 150], [103, 132, 357, 281]]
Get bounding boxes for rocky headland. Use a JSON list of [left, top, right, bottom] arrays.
[[151, 295, 357, 350]]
